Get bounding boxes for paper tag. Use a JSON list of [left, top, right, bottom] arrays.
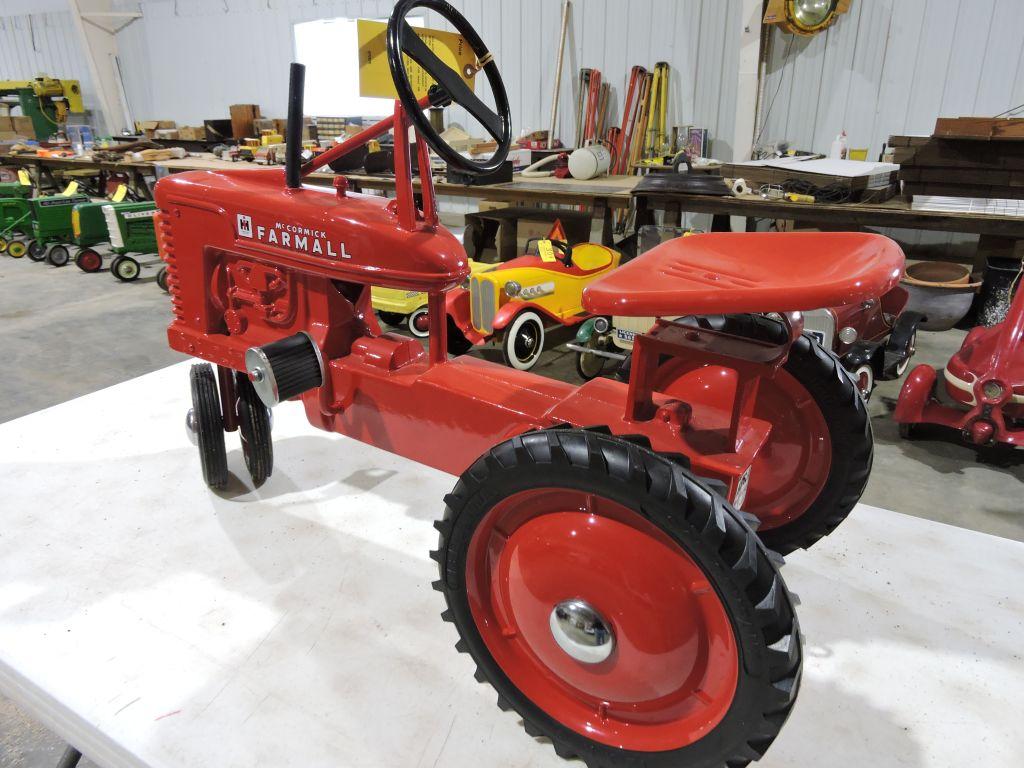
[[357, 19, 475, 99], [538, 239, 556, 262], [62, 181, 79, 196], [111, 184, 127, 202], [17, 170, 30, 186]]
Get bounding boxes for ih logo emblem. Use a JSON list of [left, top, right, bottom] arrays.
[[237, 214, 253, 238]]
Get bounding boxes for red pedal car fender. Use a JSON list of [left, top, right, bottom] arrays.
[[492, 300, 563, 332], [893, 364, 936, 423], [444, 288, 487, 344]]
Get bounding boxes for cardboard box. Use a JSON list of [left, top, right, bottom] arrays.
[[177, 126, 206, 141], [11, 116, 33, 136], [136, 120, 176, 139], [229, 104, 261, 139], [154, 128, 180, 140], [203, 119, 233, 142]]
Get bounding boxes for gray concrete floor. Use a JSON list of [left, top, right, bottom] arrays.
[[0, 248, 1020, 766]]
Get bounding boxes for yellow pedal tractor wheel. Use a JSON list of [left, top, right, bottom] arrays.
[[7, 240, 26, 258], [0, 236, 7, 253]]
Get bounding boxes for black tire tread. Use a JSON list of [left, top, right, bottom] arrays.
[[678, 315, 872, 554], [190, 363, 228, 490], [435, 428, 801, 768], [234, 371, 273, 486]]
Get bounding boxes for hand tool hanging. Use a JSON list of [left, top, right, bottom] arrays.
[[613, 65, 647, 174], [581, 69, 602, 144], [574, 68, 591, 147], [644, 62, 669, 159], [627, 70, 654, 171], [547, 0, 571, 149]]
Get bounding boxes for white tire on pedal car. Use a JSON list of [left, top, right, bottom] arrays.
[[502, 310, 545, 371]]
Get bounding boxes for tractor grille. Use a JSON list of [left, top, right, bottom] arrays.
[[156, 210, 183, 321], [470, 276, 496, 333], [101, 205, 124, 249]]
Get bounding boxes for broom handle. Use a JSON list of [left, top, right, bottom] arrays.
[[548, 0, 571, 149]]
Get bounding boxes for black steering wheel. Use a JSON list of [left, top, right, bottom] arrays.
[[526, 237, 574, 267], [386, 0, 512, 175]]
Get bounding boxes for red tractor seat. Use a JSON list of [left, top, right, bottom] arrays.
[[583, 232, 904, 317]]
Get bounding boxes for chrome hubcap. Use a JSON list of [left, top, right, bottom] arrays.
[[549, 599, 614, 664]]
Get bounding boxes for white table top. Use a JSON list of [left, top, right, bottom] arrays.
[[1, 362, 1021, 767]]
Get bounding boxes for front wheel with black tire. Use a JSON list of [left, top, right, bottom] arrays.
[[7, 240, 26, 259], [189, 363, 228, 490], [501, 310, 545, 371], [111, 254, 141, 282], [47, 244, 70, 267], [234, 370, 273, 486], [27, 240, 47, 261], [574, 336, 610, 381], [434, 428, 801, 768], [446, 316, 474, 357], [654, 314, 873, 554], [156, 266, 169, 292], [407, 306, 429, 338], [378, 311, 405, 328], [76, 248, 103, 272]]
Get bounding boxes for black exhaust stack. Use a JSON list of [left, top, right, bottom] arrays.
[[285, 62, 306, 189]]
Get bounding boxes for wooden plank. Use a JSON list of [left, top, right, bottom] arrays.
[[903, 182, 1024, 199], [933, 117, 1024, 140]]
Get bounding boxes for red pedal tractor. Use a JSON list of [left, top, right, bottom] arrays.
[[158, 2, 902, 764]]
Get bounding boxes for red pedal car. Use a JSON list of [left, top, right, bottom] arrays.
[[895, 263, 1024, 447], [157, 2, 903, 764]]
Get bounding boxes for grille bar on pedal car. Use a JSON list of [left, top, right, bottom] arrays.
[[102, 204, 124, 249], [471, 276, 496, 333]]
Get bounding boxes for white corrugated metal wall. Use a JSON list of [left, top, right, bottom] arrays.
[[111, 0, 744, 158], [758, 0, 1024, 253], [0, 10, 99, 127]]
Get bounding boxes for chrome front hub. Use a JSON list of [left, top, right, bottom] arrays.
[[549, 599, 614, 664]]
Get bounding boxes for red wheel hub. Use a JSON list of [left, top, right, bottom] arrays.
[[412, 312, 429, 332], [466, 488, 738, 752], [78, 250, 102, 272], [654, 360, 832, 531]]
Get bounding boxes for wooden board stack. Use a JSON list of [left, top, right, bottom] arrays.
[[892, 118, 1024, 200]]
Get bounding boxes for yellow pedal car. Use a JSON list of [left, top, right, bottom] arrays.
[[447, 231, 622, 370], [373, 260, 498, 337]]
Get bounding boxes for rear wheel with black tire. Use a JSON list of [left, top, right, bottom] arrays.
[[501, 310, 545, 371], [7, 241, 26, 258], [111, 254, 141, 282], [27, 240, 47, 261], [156, 266, 169, 292], [76, 248, 103, 272], [234, 371, 273, 486], [47, 244, 70, 267], [434, 428, 801, 768], [850, 363, 875, 400], [654, 314, 873, 554], [378, 311, 405, 327], [407, 306, 429, 338], [189, 363, 228, 490], [574, 337, 609, 381]]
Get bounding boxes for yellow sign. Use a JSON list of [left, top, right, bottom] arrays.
[[17, 169, 30, 186], [357, 19, 476, 99], [538, 239, 556, 263], [61, 181, 79, 196], [111, 184, 127, 202]]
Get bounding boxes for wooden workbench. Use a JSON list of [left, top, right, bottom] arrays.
[[5, 151, 1024, 256]]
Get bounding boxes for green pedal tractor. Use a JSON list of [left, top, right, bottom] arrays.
[[25, 193, 90, 266], [100, 203, 163, 288], [0, 196, 33, 258], [71, 199, 157, 277]]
